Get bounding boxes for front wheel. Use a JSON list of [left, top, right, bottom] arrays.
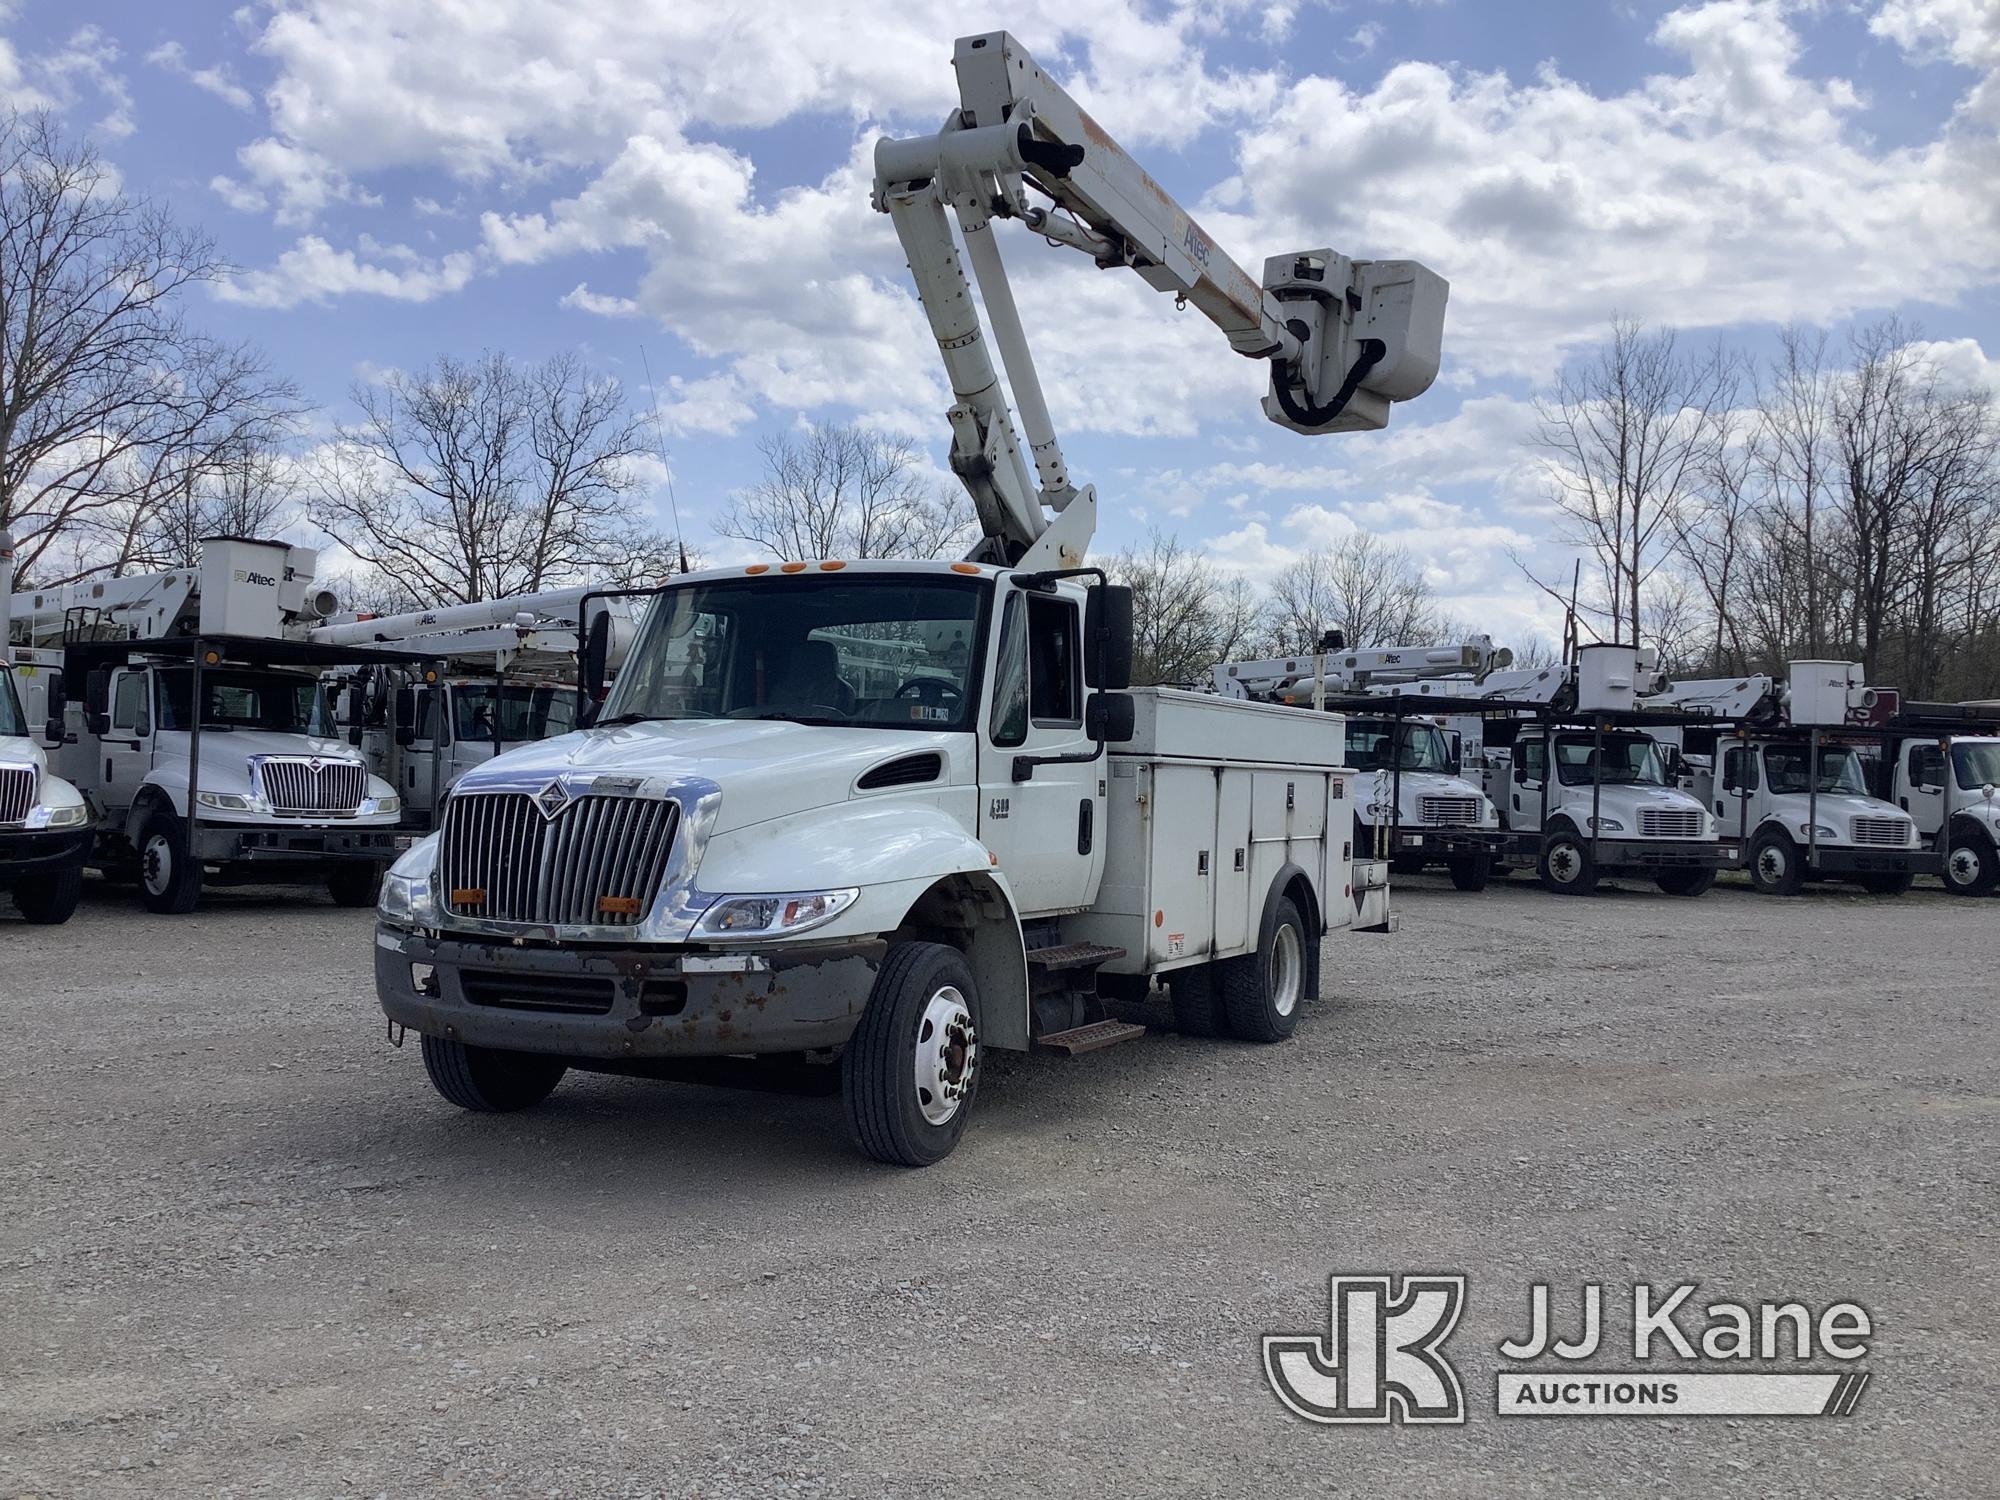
[[138, 810, 203, 914], [1943, 830, 2000, 897], [843, 941, 981, 1167], [327, 863, 384, 908], [1748, 829, 1805, 896], [1220, 895, 1311, 1043], [14, 862, 84, 924], [1538, 831, 1598, 895], [421, 1036, 568, 1111], [1655, 865, 1716, 897]]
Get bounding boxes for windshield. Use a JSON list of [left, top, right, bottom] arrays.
[[1765, 744, 1868, 795], [453, 682, 578, 743], [0, 669, 25, 738], [1954, 741, 2000, 791], [1346, 719, 1451, 772], [157, 668, 335, 735], [602, 574, 985, 731], [1554, 734, 1667, 787]]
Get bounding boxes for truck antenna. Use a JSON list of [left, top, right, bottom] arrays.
[[638, 345, 690, 575]]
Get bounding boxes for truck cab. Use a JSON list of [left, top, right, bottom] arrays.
[[0, 656, 92, 923], [1344, 714, 1501, 889], [1684, 734, 1934, 895], [1476, 720, 1731, 895], [1883, 726, 2000, 896], [55, 646, 406, 913]]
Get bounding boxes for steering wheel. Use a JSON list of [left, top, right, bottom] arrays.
[[895, 676, 965, 711]]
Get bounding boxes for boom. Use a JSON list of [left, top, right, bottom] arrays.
[[873, 31, 1448, 570]]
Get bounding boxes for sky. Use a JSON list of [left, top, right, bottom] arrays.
[[4, 0, 1998, 646]]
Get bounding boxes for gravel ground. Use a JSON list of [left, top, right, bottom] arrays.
[[3, 871, 1996, 1498]]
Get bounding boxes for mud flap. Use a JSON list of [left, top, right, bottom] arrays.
[[1351, 858, 1397, 933]]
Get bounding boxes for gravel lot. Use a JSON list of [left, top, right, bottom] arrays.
[[3, 871, 1996, 1498]]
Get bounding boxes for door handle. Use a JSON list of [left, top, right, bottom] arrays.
[[1076, 798, 1093, 856]]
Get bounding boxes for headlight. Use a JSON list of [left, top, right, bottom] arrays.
[[378, 834, 439, 928], [1802, 823, 1837, 838], [1587, 816, 1624, 831], [694, 888, 859, 939], [373, 795, 402, 816], [196, 790, 259, 811], [44, 802, 91, 828]]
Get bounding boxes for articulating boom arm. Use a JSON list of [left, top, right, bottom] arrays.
[[873, 31, 1449, 570]]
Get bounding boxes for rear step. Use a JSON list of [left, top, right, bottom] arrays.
[[1026, 942, 1127, 971], [1036, 1020, 1147, 1055]]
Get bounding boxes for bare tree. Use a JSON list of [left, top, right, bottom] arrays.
[[0, 109, 280, 584], [307, 351, 665, 603], [717, 425, 974, 560], [1105, 528, 1257, 684], [1264, 532, 1448, 651], [1534, 320, 1737, 649]]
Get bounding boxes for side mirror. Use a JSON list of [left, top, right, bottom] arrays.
[[44, 715, 65, 746], [348, 725, 364, 746], [1086, 691, 1137, 744], [1084, 585, 1134, 690], [582, 610, 612, 706], [84, 667, 110, 717], [394, 725, 416, 749], [87, 712, 111, 737]]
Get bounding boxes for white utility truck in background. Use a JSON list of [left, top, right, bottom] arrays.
[[0, 530, 93, 923], [6, 537, 425, 913], [312, 590, 647, 827], [1215, 637, 1509, 888], [1873, 701, 2000, 896], [1647, 660, 1937, 896], [372, 29, 1444, 1165]]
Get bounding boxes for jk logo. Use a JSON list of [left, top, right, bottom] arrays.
[[1264, 1274, 1467, 1425]]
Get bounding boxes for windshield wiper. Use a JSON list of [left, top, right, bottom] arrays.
[[596, 711, 665, 726]]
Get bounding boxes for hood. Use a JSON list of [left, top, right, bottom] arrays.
[[1763, 791, 1908, 825], [149, 730, 371, 795], [0, 734, 48, 774], [452, 718, 963, 834], [1588, 783, 1709, 820]]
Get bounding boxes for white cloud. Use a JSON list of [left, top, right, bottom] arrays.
[[215, 236, 477, 308], [10, 23, 133, 137], [1350, 22, 1384, 54], [145, 39, 254, 110], [559, 282, 640, 318]]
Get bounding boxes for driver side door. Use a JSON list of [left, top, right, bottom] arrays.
[[977, 587, 1103, 916]]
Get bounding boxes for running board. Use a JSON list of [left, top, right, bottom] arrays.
[[1025, 942, 1127, 971], [1036, 1020, 1146, 1055]]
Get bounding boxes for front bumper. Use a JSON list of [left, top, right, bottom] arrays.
[[0, 827, 92, 881], [194, 823, 414, 865], [1504, 833, 1735, 871], [1371, 826, 1500, 861], [375, 927, 886, 1058], [1806, 845, 1942, 877]]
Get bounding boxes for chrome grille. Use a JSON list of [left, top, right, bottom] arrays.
[[258, 757, 366, 816], [1639, 808, 1704, 839], [440, 791, 679, 927], [1851, 815, 1911, 847], [1419, 794, 1481, 826], [0, 765, 35, 824]]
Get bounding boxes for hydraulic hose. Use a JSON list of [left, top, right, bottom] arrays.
[[1271, 337, 1387, 427]]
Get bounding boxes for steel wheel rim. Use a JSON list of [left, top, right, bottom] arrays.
[[1759, 843, 1788, 883], [1549, 844, 1581, 882], [914, 985, 976, 1127], [1948, 845, 1982, 885], [143, 833, 172, 896], [1270, 922, 1303, 1018]]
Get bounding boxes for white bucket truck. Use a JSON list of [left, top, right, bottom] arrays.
[[1215, 638, 1508, 888], [8, 537, 423, 913], [0, 530, 93, 923], [1874, 701, 2000, 896], [1648, 660, 1937, 896], [371, 30, 1443, 1164]]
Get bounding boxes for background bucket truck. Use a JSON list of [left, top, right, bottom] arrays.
[[369, 29, 1446, 1165], [0, 529, 93, 923]]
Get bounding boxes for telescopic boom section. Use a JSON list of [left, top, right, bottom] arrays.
[[873, 30, 1450, 569]]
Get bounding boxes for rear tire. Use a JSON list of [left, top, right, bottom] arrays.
[[1748, 828, 1805, 896], [1446, 851, 1492, 892], [1537, 830, 1598, 895], [420, 1036, 567, 1111], [1942, 829, 2000, 897], [138, 809, 203, 914], [14, 862, 84, 924], [1168, 963, 1226, 1037], [1856, 871, 1915, 896], [1219, 895, 1309, 1043], [843, 941, 980, 1167], [327, 863, 384, 908], [1655, 866, 1716, 897]]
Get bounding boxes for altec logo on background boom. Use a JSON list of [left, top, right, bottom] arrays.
[[1265, 1276, 1873, 1424]]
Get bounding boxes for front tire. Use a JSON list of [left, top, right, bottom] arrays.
[[327, 863, 384, 908], [138, 810, 203, 914], [420, 1036, 567, 1111], [843, 941, 980, 1167], [1220, 895, 1310, 1043], [1537, 830, 1598, 895], [1447, 850, 1492, 891], [1942, 829, 2000, 897], [1655, 866, 1716, 897], [14, 862, 84, 924], [1748, 828, 1805, 896]]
